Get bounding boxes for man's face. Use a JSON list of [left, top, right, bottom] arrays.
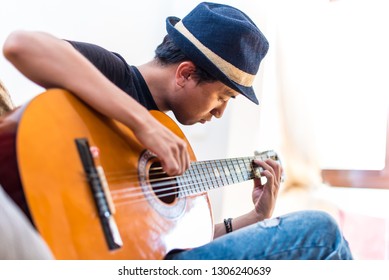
[[170, 80, 239, 125]]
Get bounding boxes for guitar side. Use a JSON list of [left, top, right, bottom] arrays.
[[0, 89, 214, 259]]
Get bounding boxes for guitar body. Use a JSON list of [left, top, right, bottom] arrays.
[[0, 89, 213, 259]]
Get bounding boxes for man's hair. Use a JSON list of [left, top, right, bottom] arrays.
[[154, 35, 217, 84], [0, 80, 14, 116]]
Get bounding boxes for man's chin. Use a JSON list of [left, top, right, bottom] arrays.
[[176, 118, 194, 126]]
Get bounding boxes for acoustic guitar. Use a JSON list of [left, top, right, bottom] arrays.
[[0, 89, 281, 259]]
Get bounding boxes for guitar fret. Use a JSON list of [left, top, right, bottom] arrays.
[[208, 165, 215, 189], [222, 160, 233, 185], [211, 161, 222, 189], [226, 161, 233, 183], [178, 175, 188, 197], [226, 160, 234, 183], [184, 164, 194, 195], [217, 161, 228, 186], [201, 162, 208, 191], [245, 158, 254, 179], [179, 170, 189, 195], [228, 160, 239, 184], [188, 167, 198, 194], [183, 169, 194, 195], [193, 163, 203, 192], [212, 161, 223, 188], [237, 158, 246, 180], [199, 162, 209, 191], [196, 162, 204, 191], [212, 164, 221, 188], [233, 158, 244, 182], [220, 160, 227, 184], [208, 163, 215, 190], [176, 176, 183, 197], [205, 162, 217, 189], [201, 163, 209, 190]]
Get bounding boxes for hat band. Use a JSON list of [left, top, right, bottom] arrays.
[[174, 21, 255, 87]]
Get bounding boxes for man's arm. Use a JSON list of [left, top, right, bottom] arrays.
[[3, 30, 189, 175]]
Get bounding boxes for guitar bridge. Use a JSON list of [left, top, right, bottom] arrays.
[[75, 138, 123, 250]]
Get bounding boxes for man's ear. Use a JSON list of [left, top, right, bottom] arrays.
[[176, 61, 196, 87]]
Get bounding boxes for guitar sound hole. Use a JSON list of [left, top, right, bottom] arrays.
[[149, 162, 177, 204]]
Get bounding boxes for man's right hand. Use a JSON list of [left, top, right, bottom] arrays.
[[133, 114, 190, 176]]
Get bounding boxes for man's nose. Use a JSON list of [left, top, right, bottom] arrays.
[[211, 101, 228, 118]]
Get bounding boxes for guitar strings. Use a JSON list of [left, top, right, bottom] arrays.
[[111, 173, 247, 207], [109, 173, 242, 198], [103, 156, 257, 183], [111, 171, 237, 197], [108, 162, 254, 195], [107, 163, 258, 206], [83, 155, 276, 206]]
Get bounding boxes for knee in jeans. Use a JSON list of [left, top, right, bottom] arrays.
[[306, 210, 341, 237]]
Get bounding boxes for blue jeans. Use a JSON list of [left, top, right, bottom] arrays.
[[165, 210, 353, 260]]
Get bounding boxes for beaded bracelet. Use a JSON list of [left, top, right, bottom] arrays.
[[223, 218, 233, 233]]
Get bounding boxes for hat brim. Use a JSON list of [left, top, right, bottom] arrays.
[[166, 17, 259, 105]]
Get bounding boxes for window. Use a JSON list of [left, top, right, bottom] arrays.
[[319, 0, 389, 189], [322, 111, 389, 189]]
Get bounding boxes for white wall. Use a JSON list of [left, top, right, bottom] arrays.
[[0, 0, 169, 105]]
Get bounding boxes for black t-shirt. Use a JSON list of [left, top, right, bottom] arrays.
[[67, 41, 159, 110]]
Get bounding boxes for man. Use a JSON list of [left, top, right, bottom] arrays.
[[2, 2, 352, 259]]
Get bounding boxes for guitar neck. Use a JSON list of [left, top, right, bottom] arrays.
[[176, 150, 280, 196]]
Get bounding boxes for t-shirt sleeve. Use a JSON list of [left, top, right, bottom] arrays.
[[66, 40, 131, 90]]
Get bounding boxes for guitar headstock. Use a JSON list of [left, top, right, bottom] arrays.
[[253, 150, 285, 182]]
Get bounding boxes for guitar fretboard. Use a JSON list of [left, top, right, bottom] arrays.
[[177, 157, 254, 196], [176, 150, 280, 197]]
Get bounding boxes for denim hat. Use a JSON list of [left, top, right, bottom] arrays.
[[166, 2, 269, 105]]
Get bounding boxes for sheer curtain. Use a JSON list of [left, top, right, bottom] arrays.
[[220, 0, 327, 218], [221, 0, 389, 219]]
